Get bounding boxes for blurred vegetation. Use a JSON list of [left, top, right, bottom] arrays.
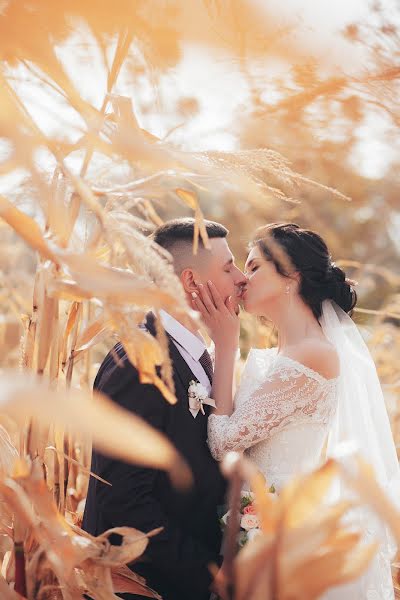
[[0, 2, 399, 595]]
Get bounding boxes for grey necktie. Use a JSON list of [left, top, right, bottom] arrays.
[[199, 349, 213, 385]]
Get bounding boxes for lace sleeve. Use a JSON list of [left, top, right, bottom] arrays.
[[207, 360, 332, 461]]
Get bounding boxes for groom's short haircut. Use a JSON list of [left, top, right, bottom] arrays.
[[153, 217, 228, 273]]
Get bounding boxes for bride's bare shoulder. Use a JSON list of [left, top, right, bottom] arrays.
[[285, 339, 340, 380]]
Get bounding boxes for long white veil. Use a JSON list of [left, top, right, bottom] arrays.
[[320, 299, 400, 560]]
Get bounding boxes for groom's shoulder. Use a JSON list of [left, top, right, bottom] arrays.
[[94, 341, 138, 393], [93, 341, 167, 415], [93, 313, 157, 391], [93, 321, 176, 397]]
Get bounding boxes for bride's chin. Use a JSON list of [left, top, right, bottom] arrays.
[[242, 297, 255, 314], [243, 297, 269, 319]]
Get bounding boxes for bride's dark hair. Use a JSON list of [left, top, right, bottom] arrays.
[[251, 223, 357, 319]]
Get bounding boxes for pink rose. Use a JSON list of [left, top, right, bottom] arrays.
[[243, 504, 257, 515], [240, 513, 260, 531]]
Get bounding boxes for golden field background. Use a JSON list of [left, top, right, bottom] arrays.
[[0, 1, 399, 598]]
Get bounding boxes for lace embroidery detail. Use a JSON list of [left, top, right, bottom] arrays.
[[207, 350, 337, 461]]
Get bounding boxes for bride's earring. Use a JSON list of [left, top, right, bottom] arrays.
[[285, 284, 290, 295]]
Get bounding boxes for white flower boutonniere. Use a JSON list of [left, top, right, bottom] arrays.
[[188, 380, 216, 418]]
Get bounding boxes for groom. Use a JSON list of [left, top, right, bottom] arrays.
[[82, 218, 246, 600]]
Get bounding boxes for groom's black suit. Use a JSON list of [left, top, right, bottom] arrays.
[[82, 314, 226, 600]]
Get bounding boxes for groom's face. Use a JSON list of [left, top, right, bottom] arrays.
[[186, 237, 246, 311]]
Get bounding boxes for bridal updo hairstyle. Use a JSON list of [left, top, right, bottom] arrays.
[[251, 223, 357, 319]]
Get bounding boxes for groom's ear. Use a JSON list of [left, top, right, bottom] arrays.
[[180, 267, 200, 294]]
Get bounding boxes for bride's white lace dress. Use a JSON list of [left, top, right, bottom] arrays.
[[207, 347, 394, 600]]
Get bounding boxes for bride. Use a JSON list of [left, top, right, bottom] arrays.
[[192, 222, 399, 599]]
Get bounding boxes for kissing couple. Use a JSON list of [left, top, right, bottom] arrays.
[[83, 217, 399, 600]]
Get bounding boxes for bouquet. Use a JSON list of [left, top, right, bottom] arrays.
[[220, 485, 276, 547]]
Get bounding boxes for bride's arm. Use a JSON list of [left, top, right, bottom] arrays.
[[212, 344, 237, 416], [207, 364, 324, 460]]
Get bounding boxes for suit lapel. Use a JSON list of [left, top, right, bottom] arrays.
[[144, 312, 210, 417], [168, 339, 198, 391]]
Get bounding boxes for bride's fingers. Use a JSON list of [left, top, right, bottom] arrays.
[[207, 280, 226, 311], [197, 283, 216, 314], [191, 292, 209, 318], [226, 295, 239, 317]]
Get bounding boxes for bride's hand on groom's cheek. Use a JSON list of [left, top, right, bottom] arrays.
[[191, 280, 239, 349]]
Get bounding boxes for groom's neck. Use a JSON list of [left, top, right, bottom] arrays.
[[183, 318, 204, 340]]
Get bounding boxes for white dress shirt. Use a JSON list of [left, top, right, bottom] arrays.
[[159, 310, 212, 395]]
